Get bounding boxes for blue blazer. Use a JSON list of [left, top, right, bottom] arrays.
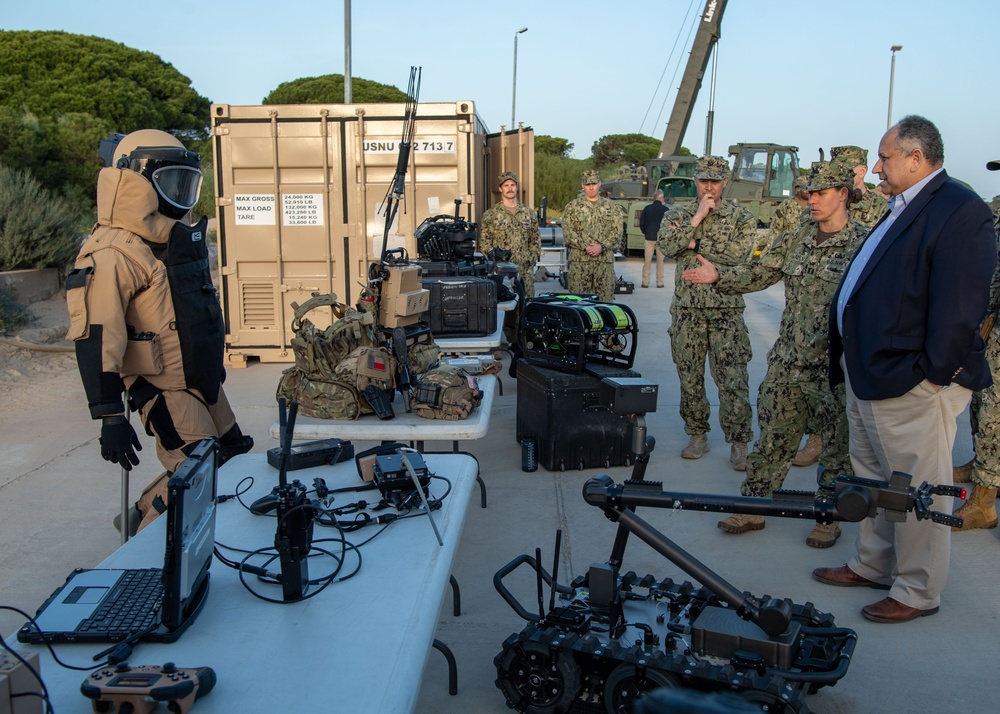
[[829, 170, 995, 400]]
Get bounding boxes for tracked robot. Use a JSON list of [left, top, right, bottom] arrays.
[[493, 382, 962, 713]]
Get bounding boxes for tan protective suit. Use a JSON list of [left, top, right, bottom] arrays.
[[67, 168, 237, 529]]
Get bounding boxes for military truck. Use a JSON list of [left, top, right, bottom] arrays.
[[600, 0, 800, 251], [723, 142, 801, 227]]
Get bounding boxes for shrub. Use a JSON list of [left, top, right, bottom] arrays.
[[0, 284, 32, 334], [0, 164, 85, 271]]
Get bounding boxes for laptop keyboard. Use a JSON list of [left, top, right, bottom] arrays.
[[77, 569, 163, 636]]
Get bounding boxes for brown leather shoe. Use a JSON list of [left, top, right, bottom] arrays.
[[812, 565, 891, 590], [861, 597, 939, 623]]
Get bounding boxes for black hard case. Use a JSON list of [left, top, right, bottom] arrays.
[[413, 260, 480, 279], [421, 277, 498, 336], [515, 360, 639, 471]]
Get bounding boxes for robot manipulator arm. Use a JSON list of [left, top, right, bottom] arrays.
[[583, 472, 965, 529]]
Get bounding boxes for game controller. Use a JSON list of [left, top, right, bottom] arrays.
[[81, 662, 216, 714]]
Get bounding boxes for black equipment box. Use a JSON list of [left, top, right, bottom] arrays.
[[614, 276, 635, 294], [414, 214, 478, 262], [267, 438, 355, 471], [421, 277, 498, 336], [516, 360, 639, 471], [600, 377, 659, 414], [372, 452, 430, 502], [413, 259, 485, 279], [519, 295, 637, 374]]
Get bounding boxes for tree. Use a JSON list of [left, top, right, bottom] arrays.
[[264, 75, 408, 104], [590, 133, 661, 167], [0, 31, 210, 207], [535, 135, 573, 158], [0, 31, 209, 134], [534, 153, 587, 215]]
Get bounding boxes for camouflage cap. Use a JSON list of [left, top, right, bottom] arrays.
[[806, 161, 855, 192], [988, 159, 1000, 171], [793, 174, 810, 193], [581, 169, 601, 185], [498, 171, 518, 186], [694, 155, 729, 180], [830, 145, 868, 167]]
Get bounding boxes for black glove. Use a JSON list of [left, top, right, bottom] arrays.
[[100, 415, 142, 470]]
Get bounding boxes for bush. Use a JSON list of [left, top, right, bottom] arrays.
[[0, 164, 85, 271], [0, 284, 32, 334], [535, 153, 588, 215]]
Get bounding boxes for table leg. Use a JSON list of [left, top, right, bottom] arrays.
[[432, 639, 458, 695], [449, 574, 461, 616]]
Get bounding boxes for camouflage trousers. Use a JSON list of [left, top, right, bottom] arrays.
[[567, 259, 615, 302], [740, 363, 852, 498], [669, 306, 753, 443], [968, 335, 1000, 488], [517, 261, 537, 298]]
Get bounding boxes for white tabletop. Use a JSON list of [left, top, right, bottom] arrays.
[[434, 312, 505, 353], [13, 453, 478, 713], [268, 375, 497, 443]]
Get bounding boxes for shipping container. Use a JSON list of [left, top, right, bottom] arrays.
[[210, 101, 533, 365]]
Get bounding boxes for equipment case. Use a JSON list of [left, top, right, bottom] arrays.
[[519, 296, 638, 374], [516, 360, 639, 471], [421, 277, 498, 336], [413, 260, 480, 279]]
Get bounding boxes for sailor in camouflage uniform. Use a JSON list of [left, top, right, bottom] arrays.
[[561, 170, 621, 301], [952, 167, 1000, 531], [754, 174, 810, 257], [790, 146, 889, 469], [657, 155, 756, 468], [830, 145, 888, 230], [479, 171, 541, 297], [682, 162, 866, 546]]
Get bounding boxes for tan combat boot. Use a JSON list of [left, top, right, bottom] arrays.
[[953, 459, 974, 483], [681, 434, 709, 459], [791, 433, 821, 467], [730, 442, 747, 471], [718, 514, 765, 533], [953, 483, 998, 530], [806, 522, 842, 548]]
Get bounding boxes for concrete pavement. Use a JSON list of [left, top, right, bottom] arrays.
[[1, 256, 997, 712]]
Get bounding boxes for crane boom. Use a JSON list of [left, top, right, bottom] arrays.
[[658, 0, 728, 158]]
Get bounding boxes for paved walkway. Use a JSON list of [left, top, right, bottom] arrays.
[[1, 256, 997, 712]]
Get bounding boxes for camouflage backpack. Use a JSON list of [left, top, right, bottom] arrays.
[[287, 293, 375, 380], [276, 293, 376, 420], [276, 367, 362, 420], [407, 342, 442, 377], [412, 367, 483, 420], [333, 346, 397, 416]]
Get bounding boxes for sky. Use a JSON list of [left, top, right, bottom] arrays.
[[6, 0, 1000, 199]]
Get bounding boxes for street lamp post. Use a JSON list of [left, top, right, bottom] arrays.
[[511, 27, 528, 129], [887, 45, 902, 130]]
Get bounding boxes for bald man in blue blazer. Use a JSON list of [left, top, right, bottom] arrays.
[[815, 115, 995, 623]]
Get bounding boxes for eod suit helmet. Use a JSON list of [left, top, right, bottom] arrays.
[[100, 129, 203, 219]]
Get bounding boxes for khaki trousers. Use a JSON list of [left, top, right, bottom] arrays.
[[642, 240, 665, 287], [845, 373, 969, 610]]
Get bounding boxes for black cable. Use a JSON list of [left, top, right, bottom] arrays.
[[233, 542, 354, 604], [1, 605, 91, 714], [216, 475, 256, 510]]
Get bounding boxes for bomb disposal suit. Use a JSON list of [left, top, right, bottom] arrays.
[[66, 130, 251, 531]]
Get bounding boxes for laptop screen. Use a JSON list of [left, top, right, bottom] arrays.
[[17, 438, 218, 644], [161, 438, 217, 630]]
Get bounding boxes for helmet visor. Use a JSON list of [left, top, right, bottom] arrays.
[[151, 165, 203, 212]]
